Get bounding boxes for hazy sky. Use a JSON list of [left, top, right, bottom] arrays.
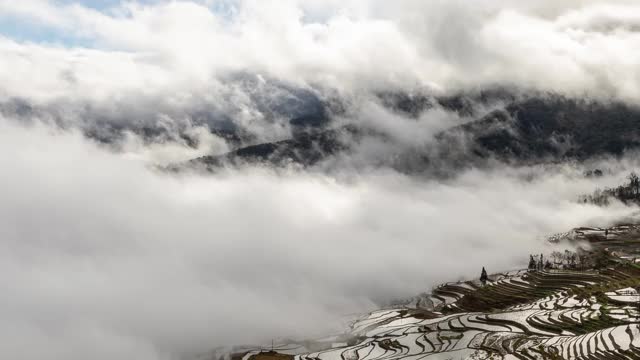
[[1, 1, 640, 360]]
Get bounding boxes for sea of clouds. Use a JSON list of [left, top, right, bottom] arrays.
[[2, 1, 640, 359]]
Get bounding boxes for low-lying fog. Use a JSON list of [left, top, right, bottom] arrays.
[[0, 120, 637, 360]]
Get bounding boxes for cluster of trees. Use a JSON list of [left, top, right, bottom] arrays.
[[528, 251, 589, 271], [549, 250, 589, 270], [528, 253, 549, 271], [580, 172, 640, 206]]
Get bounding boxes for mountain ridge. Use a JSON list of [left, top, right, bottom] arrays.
[[181, 94, 640, 174]]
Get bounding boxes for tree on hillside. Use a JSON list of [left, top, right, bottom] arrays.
[[569, 252, 577, 269], [593, 249, 611, 269], [630, 172, 640, 195], [563, 250, 572, 266], [480, 267, 488, 285], [578, 254, 587, 271], [528, 255, 537, 271], [551, 251, 563, 268]]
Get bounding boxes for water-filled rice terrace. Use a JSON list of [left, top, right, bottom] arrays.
[[227, 226, 640, 360]]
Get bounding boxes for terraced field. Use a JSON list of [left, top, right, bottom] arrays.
[[225, 227, 640, 360]]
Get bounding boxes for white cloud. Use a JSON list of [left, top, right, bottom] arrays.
[[0, 119, 637, 359], [1, 0, 640, 101], [0, 0, 638, 149]]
